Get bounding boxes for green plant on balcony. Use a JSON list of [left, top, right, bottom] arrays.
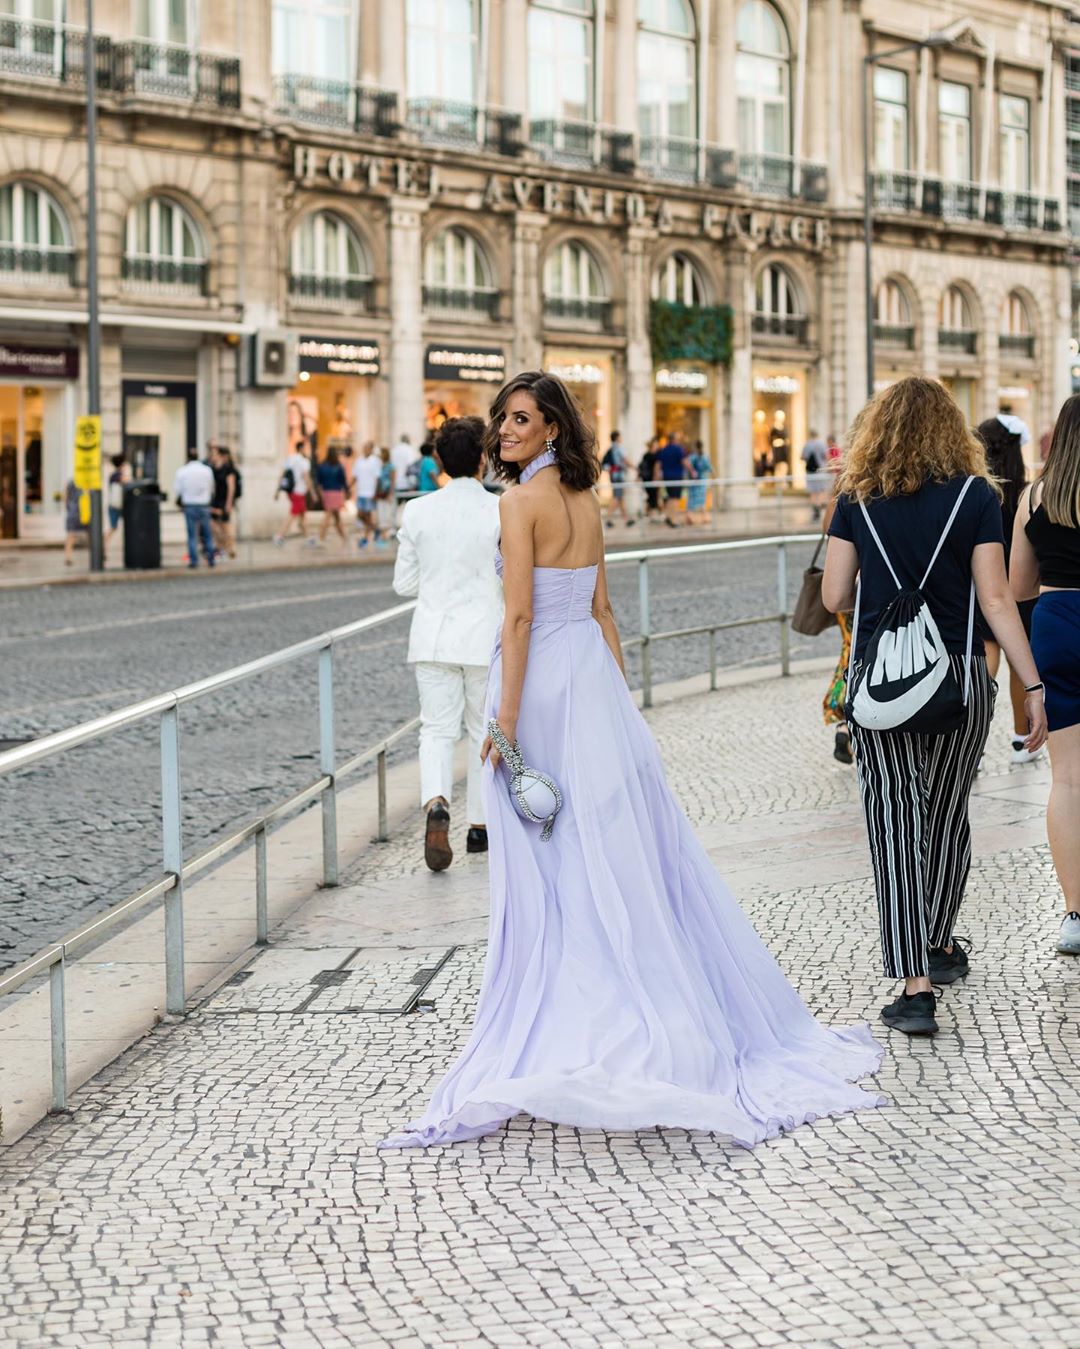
[[649, 300, 733, 365]]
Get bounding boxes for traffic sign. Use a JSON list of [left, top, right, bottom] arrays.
[[73, 415, 102, 491]]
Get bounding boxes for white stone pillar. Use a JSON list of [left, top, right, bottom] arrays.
[[725, 245, 754, 481], [980, 289, 1002, 422], [388, 196, 427, 448], [613, 0, 637, 134], [511, 211, 546, 374], [715, 0, 737, 150], [622, 226, 655, 462], [920, 284, 940, 383], [378, 1, 405, 94], [500, 0, 528, 115]]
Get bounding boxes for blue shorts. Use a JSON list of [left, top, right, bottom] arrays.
[[1030, 590, 1080, 732], [108, 506, 122, 530], [357, 497, 375, 512]]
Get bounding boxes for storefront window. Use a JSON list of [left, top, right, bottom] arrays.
[[544, 349, 611, 451], [736, 0, 789, 157], [528, 0, 594, 123], [751, 370, 804, 479], [288, 334, 381, 469]]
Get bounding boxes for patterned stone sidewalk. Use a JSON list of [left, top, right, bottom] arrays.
[[2, 669, 1078, 1348]]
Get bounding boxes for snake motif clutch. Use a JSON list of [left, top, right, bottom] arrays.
[[486, 719, 563, 841]]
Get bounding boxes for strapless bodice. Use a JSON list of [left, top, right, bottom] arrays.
[[495, 549, 598, 623]]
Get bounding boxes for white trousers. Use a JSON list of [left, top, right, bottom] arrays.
[[415, 661, 489, 825]]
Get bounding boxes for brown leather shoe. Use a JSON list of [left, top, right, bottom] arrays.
[[424, 801, 452, 872]]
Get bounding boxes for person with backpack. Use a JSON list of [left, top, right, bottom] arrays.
[[601, 430, 631, 527], [822, 377, 1046, 1037]]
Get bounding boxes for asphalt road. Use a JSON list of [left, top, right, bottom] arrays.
[[0, 542, 840, 970]]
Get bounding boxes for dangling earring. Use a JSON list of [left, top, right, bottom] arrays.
[[545, 437, 557, 455]]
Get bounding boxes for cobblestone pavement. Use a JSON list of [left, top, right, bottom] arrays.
[[2, 669, 1077, 1347], [0, 542, 835, 969]]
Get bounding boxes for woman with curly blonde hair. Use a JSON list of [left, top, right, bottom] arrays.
[[822, 376, 1046, 1037]]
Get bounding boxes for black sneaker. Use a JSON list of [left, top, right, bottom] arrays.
[[880, 990, 938, 1035], [928, 937, 970, 985], [466, 826, 488, 854]]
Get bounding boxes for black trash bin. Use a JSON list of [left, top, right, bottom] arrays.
[[123, 480, 162, 570]]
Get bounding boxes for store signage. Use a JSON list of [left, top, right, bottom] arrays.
[[655, 367, 710, 393], [424, 345, 506, 384], [73, 415, 102, 492], [998, 386, 1030, 400], [546, 361, 604, 385], [0, 343, 78, 380], [753, 374, 800, 395], [291, 146, 829, 250], [299, 334, 381, 377]]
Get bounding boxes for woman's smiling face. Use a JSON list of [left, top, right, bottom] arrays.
[[496, 391, 557, 468]]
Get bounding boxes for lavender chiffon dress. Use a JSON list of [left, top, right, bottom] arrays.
[[379, 557, 885, 1151]]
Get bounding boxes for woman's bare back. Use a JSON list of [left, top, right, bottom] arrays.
[[522, 474, 601, 569]]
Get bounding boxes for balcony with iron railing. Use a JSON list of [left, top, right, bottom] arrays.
[[940, 181, 981, 221], [542, 296, 613, 330], [638, 135, 699, 185], [738, 154, 827, 203], [529, 120, 634, 174], [999, 333, 1036, 359], [938, 327, 978, 355], [422, 286, 501, 320], [273, 74, 397, 136], [288, 272, 375, 310], [0, 17, 110, 86], [0, 245, 76, 287], [751, 313, 809, 343], [873, 171, 1060, 233], [872, 170, 920, 212], [121, 255, 208, 293], [112, 40, 240, 108], [405, 99, 524, 157], [874, 323, 916, 349]]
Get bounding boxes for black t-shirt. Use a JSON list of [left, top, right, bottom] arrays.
[[829, 477, 1004, 661]]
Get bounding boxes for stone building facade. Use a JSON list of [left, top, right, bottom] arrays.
[[0, 0, 1073, 539]]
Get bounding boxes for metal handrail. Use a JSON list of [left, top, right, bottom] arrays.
[[0, 534, 820, 1117]]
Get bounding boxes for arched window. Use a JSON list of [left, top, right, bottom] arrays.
[[528, 0, 595, 162], [123, 195, 205, 292], [938, 285, 976, 354], [1000, 291, 1035, 358], [753, 262, 805, 339], [637, 0, 697, 180], [651, 252, 705, 306], [423, 226, 497, 317], [543, 239, 609, 327], [0, 181, 73, 284], [406, 0, 479, 142], [874, 278, 914, 349], [289, 210, 373, 308], [736, 0, 790, 189]]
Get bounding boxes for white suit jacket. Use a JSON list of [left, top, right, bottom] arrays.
[[392, 477, 503, 666]]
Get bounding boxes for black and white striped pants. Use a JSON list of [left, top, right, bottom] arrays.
[[848, 655, 996, 980]]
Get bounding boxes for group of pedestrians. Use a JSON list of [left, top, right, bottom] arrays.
[[171, 442, 242, 569], [820, 375, 1079, 1037], [604, 431, 714, 528], [272, 432, 447, 551]]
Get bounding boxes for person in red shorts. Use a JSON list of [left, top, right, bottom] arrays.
[[273, 444, 313, 546]]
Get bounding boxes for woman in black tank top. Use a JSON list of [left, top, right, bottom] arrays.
[[1010, 393, 1080, 955]]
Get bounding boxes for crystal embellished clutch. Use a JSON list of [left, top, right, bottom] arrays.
[[486, 719, 562, 841]]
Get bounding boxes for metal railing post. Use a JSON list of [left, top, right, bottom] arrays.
[[160, 704, 186, 1017], [639, 556, 653, 708], [318, 644, 339, 886], [49, 956, 68, 1113], [255, 824, 268, 945], [377, 748, 389, 842], [777, 540, 791, 676], [709, 629, 718, 691]]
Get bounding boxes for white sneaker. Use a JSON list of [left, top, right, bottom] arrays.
[[1058, 913, 1080, 955], [1011, 736, 1043, 765]]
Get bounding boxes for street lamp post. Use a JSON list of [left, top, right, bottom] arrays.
[[863, 34, 950, 402], [86, 0, 104, 572]]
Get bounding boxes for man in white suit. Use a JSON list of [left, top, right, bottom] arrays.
[[392, 417, 503, 871]]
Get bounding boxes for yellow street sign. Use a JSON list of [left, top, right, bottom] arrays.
[[78, 490, 91, 526], [73, 415, 102, 491]]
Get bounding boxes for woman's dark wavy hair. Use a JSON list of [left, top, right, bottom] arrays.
[[975, 417, 1025, 524], [485, 370, 598, 491]]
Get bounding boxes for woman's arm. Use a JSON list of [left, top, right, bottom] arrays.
[[822, 537, 859, 613], [1008, 486, 1041, 602], [482, 491, 535, 769], [971, 541, 1047, 750], [591, 512, 626, 679]]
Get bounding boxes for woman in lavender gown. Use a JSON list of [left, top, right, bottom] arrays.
[[380, 372, 884, 1151]]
